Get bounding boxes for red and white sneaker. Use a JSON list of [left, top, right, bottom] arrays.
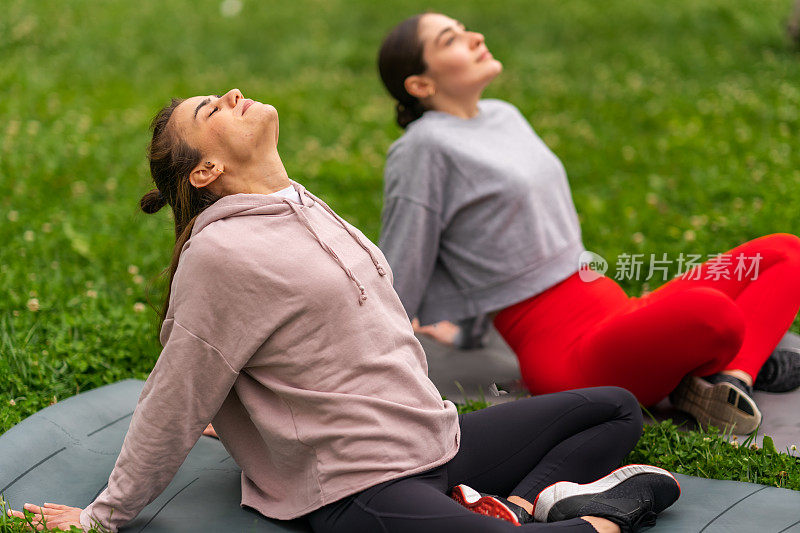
[[450, 484, 533, 526]]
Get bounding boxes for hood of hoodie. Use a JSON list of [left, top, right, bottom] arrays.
[[192, 180, 314, 237]]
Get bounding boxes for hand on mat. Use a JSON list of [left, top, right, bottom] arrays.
[[412, 318, 459, 347], [203, 423, 219, 439], [7, 503, 83, 531]]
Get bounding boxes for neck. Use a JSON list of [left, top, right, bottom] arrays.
[[425, 90, 482, 119], [218, 151, 291, 196]]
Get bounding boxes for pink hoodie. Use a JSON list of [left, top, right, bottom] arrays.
[[80, 182, 460, 531]]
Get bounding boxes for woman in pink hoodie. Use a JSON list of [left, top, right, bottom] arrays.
[[9, 90, 678, 533]]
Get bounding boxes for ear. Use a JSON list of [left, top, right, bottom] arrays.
[[189, 162, 222, 188], [404, 74, 436, 100]]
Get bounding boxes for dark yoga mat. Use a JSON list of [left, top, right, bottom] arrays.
[[1, 380, 799, 532]]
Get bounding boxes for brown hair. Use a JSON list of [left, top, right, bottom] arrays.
[[141, 98, 219, 321], [378, 14, 428, 129]]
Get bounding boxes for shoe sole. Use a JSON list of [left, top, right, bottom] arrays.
[[532, 464, 680, 523], [450, 484, 522, 526], [672, 375, 761, 434]]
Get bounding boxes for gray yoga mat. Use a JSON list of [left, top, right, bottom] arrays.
[[421, 328, 800, 453], [2, 379, 799, 532]]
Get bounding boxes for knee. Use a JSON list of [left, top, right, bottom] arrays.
[[611, 386, 644, 445], [612, 386, 643, 436], [756, 233, 800, 266], [679, 288, 746, 353], [582, 386, 643, 439]]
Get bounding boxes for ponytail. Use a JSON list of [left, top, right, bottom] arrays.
[[378, 14, 428, 129], [142, 98, 219, 322]]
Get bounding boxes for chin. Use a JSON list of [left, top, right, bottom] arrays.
[[477, 63, 502, 89], [267, 105, 280, 144], [488, 59, 503, 78]]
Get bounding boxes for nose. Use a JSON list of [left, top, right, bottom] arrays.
[[221, 88, 243, 108], [469, 31, 485, 48]]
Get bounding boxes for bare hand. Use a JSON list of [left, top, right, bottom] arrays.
[[7, 503, 83, 531], [203, 423, 219, 439], [412, 318, 460, 346]]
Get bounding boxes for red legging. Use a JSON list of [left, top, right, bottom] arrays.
[[493, 233, 800, 406]]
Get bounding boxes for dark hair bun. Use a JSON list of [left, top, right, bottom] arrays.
[[397, 100, 425, 129], [140, 188, 168, 214]]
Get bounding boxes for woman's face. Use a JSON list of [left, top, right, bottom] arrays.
[[171, 89, 279, 166], [417, 13, 502, 98]]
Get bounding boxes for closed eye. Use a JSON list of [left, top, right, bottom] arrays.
[[208, 95, 222, 118]]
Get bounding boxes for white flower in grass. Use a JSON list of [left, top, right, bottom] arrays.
[[689, 215, 707, 228], [220, 0, 242, 17], [71, 181, 87, 197], [86, 289, 98, 299], [683, 229, 696, 242], [133, 302, 146, 313], [622, 145, 636, 161], [133, 275, 144, 285], [7, 210, 19, 222], [9, 399, 16, 406], [631, 232, 644, 244], [26, 298, 40, 312], [128, 265, 139, 275]]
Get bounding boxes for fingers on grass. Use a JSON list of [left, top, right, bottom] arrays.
[[42, 503, 73, 510]]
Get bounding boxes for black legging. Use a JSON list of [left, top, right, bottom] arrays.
[[308, 386, 643, 532]]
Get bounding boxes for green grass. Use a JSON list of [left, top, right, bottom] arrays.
[[2, 0, 800, 529], [628, 420, 800, 490]]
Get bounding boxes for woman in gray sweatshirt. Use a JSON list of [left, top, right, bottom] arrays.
[[8, 90, 679, 532], [377, 13, 800, 436]]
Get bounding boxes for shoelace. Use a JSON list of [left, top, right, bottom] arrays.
[[630, 510, 657, 532]]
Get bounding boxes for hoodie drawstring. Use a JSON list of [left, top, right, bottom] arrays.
[[285, 200, 376, 306], [313, 199, 388, 278]]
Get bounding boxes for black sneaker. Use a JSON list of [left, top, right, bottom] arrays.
[[532, 465, 680, 532], [704, 372, 753, 396], [670, 374, 761, 434], [754, 348, 800, 393], [450, 484, 533, 525]]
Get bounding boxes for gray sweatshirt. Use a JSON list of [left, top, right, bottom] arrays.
[[80, 183, 460, 531], [380, 99, 585, 326]]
